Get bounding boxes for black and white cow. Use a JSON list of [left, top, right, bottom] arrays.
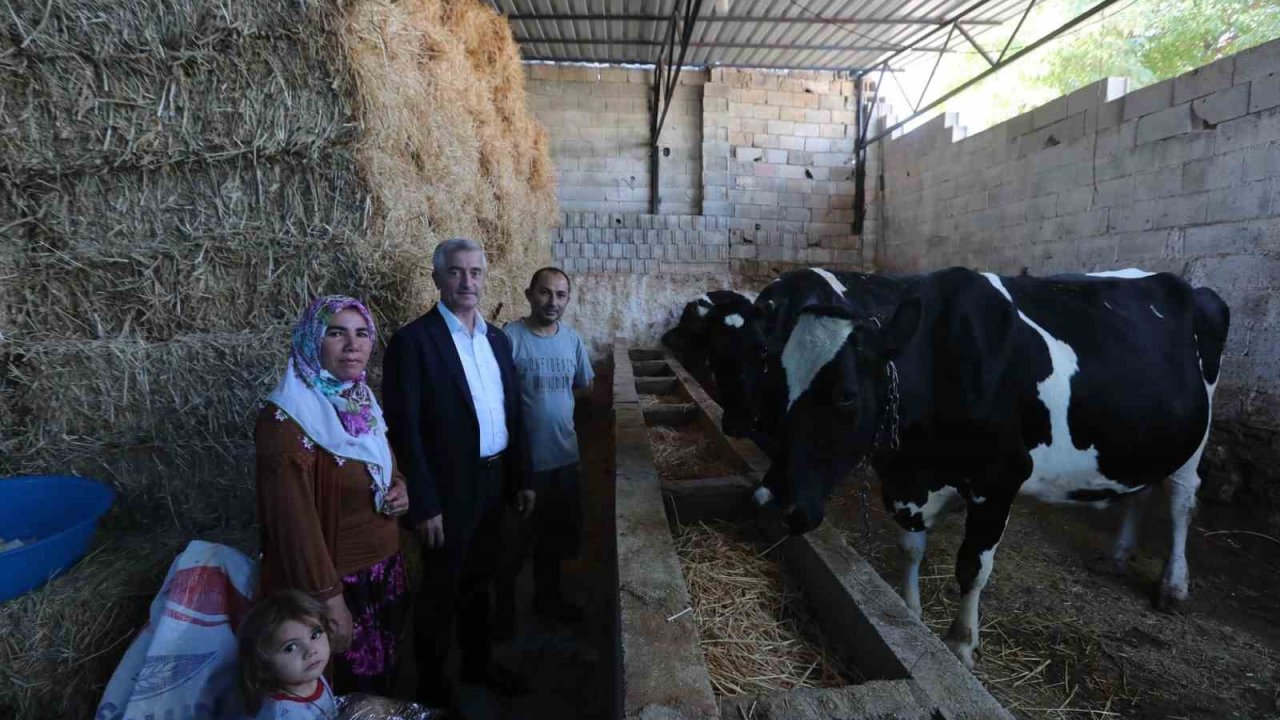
[[661, 289, 757, 396], [767, 266, 1228, 667]]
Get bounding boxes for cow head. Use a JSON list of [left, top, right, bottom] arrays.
[[772, 300, 921, 534], [702, 299, 769, 437]]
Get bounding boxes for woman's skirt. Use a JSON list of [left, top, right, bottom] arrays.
[[331, 551, 409, 695]]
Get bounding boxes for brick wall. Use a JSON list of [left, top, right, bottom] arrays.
[[878, 38, 1280, 521]]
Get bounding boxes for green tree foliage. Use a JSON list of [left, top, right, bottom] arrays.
[[1035, 0, 1280, 93], [901, 0, 1280, 133]]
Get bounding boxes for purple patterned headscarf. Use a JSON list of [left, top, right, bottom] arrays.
[[290, 295, 378, 436]]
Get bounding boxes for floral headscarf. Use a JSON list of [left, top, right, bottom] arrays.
[[290, 295, 379, 437]]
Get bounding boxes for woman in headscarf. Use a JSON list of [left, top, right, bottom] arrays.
[[255, 295, 410, 695]]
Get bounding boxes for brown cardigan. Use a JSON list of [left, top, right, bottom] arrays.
[[255, 404, 402, 599]]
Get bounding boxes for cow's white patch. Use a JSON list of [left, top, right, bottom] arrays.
[[782, 313, 853, 410], [891, 486, 959, 529], [947, 544, 999, 668], [723, 313, 745, 328], [753, 485, 774, 506], [1087, 268, 1154, 279], [1161, 376, 1216, 605], [809, 267, 848, 296], [694, 295, 712, 317], [972, 494, 986, 505], [1149, 305, 1165, 318], [899, 530, 927, 617], [980, 273, 1133, 503]]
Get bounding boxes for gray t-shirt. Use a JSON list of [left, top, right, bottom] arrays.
[[504, 319, 595, 472]]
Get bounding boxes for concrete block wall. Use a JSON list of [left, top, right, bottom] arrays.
[[703, 68, 871, 267], [551, 211, 731, 276], [878, 38, 1280, 520], [525, 64, 703, 214], [524, 63, 880, 359], [527, 64, 876, 271]]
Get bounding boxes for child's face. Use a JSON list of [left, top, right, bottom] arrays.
[[267, 616, 331, 691]]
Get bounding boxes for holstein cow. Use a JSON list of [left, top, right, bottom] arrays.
[[660, 269, 860, 438], [661, 289, 756, 395], [768, 266, 1228, 667]]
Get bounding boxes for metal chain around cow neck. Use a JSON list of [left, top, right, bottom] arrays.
[[853, 359, 902, 541]]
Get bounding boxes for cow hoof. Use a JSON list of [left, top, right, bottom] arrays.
[[1087, 552, 1128, 576], [944, 625, 978, 669], [944, 635, 977, 669], [1154, 586, 1190, 614]]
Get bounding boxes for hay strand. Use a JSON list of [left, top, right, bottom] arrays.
[[646, 424, 737, 482], [674, 521, 853, 697]]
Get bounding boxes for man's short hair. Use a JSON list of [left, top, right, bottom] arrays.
[[528, 266, 571, 292], [432, 238, 487, 279]]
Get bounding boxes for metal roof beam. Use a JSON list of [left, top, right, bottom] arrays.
[[863, 0, 1128, 147], [520, 56, 896, 72], [506, 13, 1002, 26], [516, 37, 955, 53]]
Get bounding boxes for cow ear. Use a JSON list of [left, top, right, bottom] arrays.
[[882, 296, 923, 359]]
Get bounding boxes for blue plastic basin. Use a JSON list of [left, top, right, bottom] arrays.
[[0, 475, 115, 604]]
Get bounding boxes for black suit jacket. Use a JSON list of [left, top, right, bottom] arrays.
[[383, 304, 531, 535]]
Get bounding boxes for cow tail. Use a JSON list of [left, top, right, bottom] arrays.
[[1190, 287, 1229, 386]]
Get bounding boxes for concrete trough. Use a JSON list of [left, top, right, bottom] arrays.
[[614, 341, 1012, 720]]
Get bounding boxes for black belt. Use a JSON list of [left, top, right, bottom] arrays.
[[480, 452, 505, 466]]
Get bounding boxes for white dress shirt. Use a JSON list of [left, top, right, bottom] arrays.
[[439, 302, 508, 458]]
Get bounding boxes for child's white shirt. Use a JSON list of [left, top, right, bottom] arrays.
[[253, 677, 337, 720]]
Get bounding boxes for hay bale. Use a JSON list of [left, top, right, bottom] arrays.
[[0, 0, 554, 714], [338, 0, 556, 328], [674, 521, 853, 697], [0, 527, 256, 720]]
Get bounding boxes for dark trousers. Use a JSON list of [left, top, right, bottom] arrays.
[[497, 462, 582, 612], [414, 457, 506, 701]]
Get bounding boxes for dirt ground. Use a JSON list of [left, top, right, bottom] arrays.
[[825, 468, 1280, 720]]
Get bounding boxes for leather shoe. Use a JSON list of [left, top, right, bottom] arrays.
[[534, 596, 584, 623], [460, 662, 528, 696]]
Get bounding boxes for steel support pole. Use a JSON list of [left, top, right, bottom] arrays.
[[853, 76, 866, 236]]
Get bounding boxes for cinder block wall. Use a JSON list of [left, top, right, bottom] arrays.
[[525, 64, 702, 214], [878, 38, 1280, 521], [524, 63, 877, 355], [525, 64, 874, 271]]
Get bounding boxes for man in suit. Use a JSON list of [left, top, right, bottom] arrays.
[[383, 237, 535, 706]]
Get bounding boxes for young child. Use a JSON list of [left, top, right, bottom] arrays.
[[238, 590, 338, 720]]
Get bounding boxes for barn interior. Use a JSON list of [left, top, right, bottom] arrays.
[[1, 0, 1278, 718]]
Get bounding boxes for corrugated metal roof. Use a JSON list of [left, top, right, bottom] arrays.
[[492, 0, 1033, 71]]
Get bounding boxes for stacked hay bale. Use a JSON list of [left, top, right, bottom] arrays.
[[0, 0, 554, 715]]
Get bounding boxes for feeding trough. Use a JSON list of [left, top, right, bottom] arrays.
[[613, 342, 1012, 719]]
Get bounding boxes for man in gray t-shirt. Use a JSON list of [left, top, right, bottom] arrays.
[[500, 266, 594, 624]]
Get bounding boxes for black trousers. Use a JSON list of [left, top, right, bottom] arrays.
[[496, 462, 582, 611], [414, 457, 506, 701]]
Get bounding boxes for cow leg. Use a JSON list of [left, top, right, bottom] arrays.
[[1158, 464, 1201, 611], [1110, 486, 1150, 574], [898, 529, 927, 617], [893, 485, 959, 619], [945, 495, 1013, 668]]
